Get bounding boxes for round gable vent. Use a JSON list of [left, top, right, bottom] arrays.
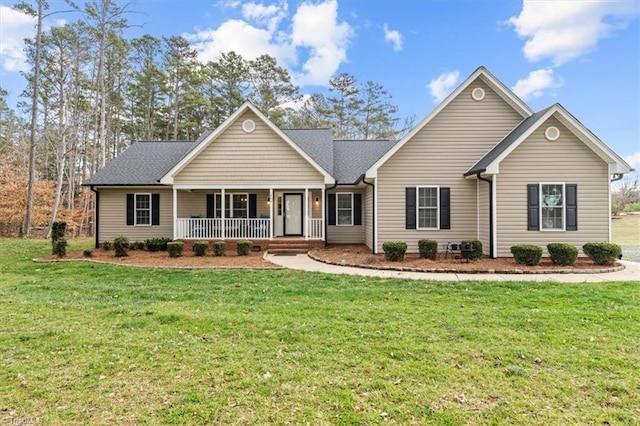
[[545, 126, 560, 141], [242, 119, 256, 133], [471, 87, 485, 101]]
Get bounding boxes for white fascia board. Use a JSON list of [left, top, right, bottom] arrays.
[[365, 66, 532, 178], [159, 101, 335, 185], [173, 183, 326, 190]]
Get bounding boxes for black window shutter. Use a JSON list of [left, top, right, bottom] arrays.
[[151, 193, 160, 225], [566, 184, 577, 231], [248, 194, 257, 218], [206, 194, 214, 218], [527, 184, 540, 231], [354, 193, 362, 226], [328, 194, 336, 226], [126, 194, 134, 226], [406, 187, 416, 230], [439, 187, 451, 230]]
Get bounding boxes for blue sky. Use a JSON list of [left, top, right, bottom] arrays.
[[1, 0, 638, 168]]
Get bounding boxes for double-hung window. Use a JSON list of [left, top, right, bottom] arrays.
[[336, 193, 353, 226], [214, 193, 248, 218], [135, 193, 151, 226], [417, 186, 439, 229], [540, 183, 564, 231]]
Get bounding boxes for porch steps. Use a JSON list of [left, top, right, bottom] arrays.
[[267, 242, 312, 254]]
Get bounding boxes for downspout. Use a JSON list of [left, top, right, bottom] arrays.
[[362, 176, 375, 255], [476, 171, 495, 259], [90, 186, 99, 249], [324, 180, 338, 247]]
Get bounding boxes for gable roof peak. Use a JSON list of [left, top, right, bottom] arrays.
[[365, 66, 533, 178]]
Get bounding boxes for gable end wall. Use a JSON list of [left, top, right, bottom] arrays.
[[496, 116, 610, 256], [376, 79, 524, 253]]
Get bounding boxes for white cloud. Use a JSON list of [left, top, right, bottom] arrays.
[[0, 6, 36, 72], [625, 152, 640, 170], [290, 0, 353, 85], [187, 0, 353, 87], [186, 19, 294, 65], [511, 68, 563, 100], [242, 1, 288, 32], [427, 71, 460, 103], [507, 0, 639, 65], [383, 23, 403, 52]]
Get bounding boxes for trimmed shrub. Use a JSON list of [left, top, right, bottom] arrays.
[[547, 243, 578, 266], [193, 241, 209, 256], [83, 249, 93, 258], [213, 241, 227, 257], [167, 241, 184, 258], [510, 244, 542, 266], [418, 239, 438, 260], [102, 241, 113, 250], [237, 240, 252, 256], [114, 236, 129, 257], [53, 239, 67, 258], [382, 241, 407, 262], [461, 239, 483, 260], [134, 241, 145, 250], [146, 237, 171, 252], [51, 221, 66, 254], [582, 242, 621, 266]]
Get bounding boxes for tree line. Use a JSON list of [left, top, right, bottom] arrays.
[[0, 0, 412, 238]]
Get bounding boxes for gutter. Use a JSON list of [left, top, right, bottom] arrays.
[[475, 170, 496, 259], [90, 186, 99, 249], [361, 175, 376, 254]]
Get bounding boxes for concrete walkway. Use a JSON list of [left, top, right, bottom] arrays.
[[265, 253, 640, 283]]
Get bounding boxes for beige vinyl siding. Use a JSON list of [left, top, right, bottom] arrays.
[[496, 115, 610, 257], [176, 189, 272, 218], [477, 179, 490, 255], [310, 190, 322, 219], [98, 187, 173, 241], [364, 184, 373, 250], [376, 77, 524, 253], [327, 188, 365, 244], [174, 111, 324, 185]]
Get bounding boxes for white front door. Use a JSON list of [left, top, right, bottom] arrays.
[[284, 193, 303, 236]]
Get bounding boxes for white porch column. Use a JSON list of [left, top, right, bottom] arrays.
[[269, 187, 274, 240], [304, 188, 309, 240], [221, 188, 226, 240], [321, 187, 325, 241], [172, 187, 177, 240]]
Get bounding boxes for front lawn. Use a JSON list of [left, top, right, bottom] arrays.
[[1, 239, 638, 424]]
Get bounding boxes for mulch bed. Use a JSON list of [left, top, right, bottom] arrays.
[[309, 245, 624, 274]]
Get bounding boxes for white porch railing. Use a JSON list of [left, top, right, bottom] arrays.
[[307, 218, 323, 239], [176, 217, 324, 240], [176, 218, 271, 240]]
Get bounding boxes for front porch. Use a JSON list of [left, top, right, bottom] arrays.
[[171, 186, 325, 241]]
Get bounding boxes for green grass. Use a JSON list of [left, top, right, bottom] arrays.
[[612, 214, 640, 245], [1, 239, 639, 424]]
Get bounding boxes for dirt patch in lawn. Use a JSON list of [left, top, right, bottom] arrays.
[[310, 245, 623, 274], [38, 248, 280, 269]]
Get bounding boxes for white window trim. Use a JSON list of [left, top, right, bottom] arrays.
[[416, 186, 440, 230], [134, 193, 152, 226], [214, 192, 249, 218], [336, 192, 354, 226], [540, 183, 565, 232]]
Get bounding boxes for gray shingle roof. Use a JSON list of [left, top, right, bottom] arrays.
[[333, 140, 398, 184], [465, 106, 553, 176], [83, 129, 399, 186], [83, 141, 197, 186], [282, 128, 334, 175]]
